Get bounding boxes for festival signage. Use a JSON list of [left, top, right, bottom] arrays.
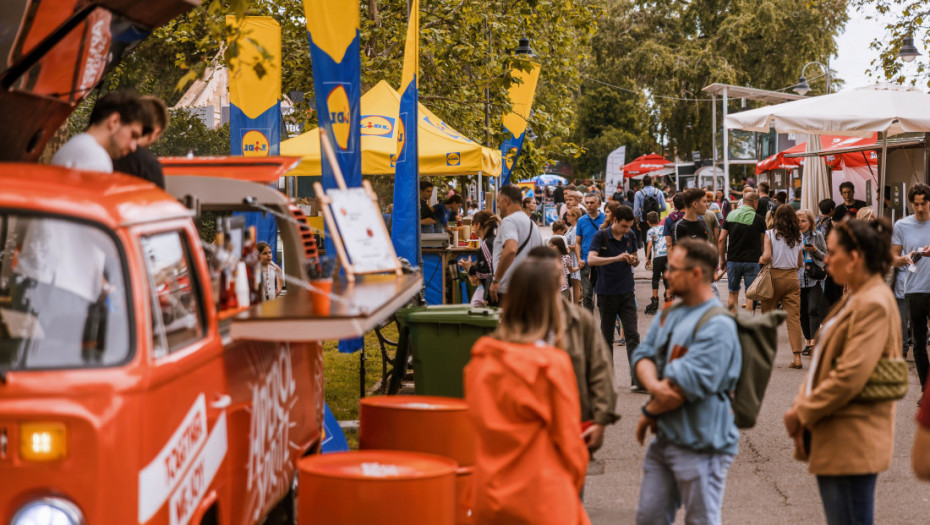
[[500, 60, 541, 185], [391, 0, 420, 265], [227, 16, 281, 157], [605, 146, 626, 192]]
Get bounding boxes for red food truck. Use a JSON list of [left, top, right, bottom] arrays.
[[0, 3, 422, 524]]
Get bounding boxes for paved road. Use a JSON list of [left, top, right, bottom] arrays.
[[581, 277, 930, 524]]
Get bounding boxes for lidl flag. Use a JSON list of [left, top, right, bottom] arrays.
[[391, 0, 420, 265], [227, 16, 281, 157], [304, 0, 363, 353], [500, 61, 541, 185], [303, 0, 362, 191]]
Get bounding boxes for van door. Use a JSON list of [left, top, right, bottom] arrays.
[[135, 224, 230, 525]]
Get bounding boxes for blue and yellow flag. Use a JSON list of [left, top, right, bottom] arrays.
[[500, 61, 541, 185], [391, 0, 420, 265], [303, 0, 362, 191], [304, 0, 363, 353], [228, 16, 282, 157]]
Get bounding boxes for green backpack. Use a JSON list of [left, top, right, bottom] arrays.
[[666, 304, 786, 429]]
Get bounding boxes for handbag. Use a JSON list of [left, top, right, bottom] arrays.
[[853, 357, 908, 402], [804, 261, 827, 281], [746, 263, 774, 301]]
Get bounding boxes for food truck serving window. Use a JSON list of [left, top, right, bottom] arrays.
[[0, 214, 131, 370]]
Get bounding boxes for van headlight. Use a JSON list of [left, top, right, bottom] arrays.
[[11, 498, 84, 525]]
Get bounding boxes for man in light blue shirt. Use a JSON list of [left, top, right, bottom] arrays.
[[632, 238, 741, 525], [633, 175, 667, 251], [892, 183, 930, 391], [575, 192, 605, 311]]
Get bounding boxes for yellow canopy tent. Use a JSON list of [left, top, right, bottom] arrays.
[[282, 80, 501, 177]]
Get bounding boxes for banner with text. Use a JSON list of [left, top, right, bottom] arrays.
[[500, 61, 541, 185], [605, 146, 626, 193], [228, 16, 281, 158]]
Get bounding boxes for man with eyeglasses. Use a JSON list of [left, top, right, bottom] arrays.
[[892, 183, 930, 400], [833, 181, 868, 223]]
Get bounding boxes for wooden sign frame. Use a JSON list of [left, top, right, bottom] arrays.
[[313, 134, 402, 283]]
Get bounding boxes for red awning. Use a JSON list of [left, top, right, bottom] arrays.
[[623, 154, 672, 178], [755, 134, 878, 175]]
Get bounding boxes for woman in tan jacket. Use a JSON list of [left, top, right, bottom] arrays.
[[783, 218, 901, 525]]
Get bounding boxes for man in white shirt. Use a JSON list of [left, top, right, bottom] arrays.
[[489, 184, 543, 304], [51, 91, 146, 172]]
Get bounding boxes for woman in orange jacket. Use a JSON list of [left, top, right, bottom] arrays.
[[465, 258, 591, 525]]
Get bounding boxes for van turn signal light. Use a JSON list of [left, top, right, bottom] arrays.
[[20, 422, 68, 461]]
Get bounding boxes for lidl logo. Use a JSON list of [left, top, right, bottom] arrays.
[[504, 146, 518, 170], [395, 118, 406, 159], [390, 154, 397, 167], [446, 152, 461, 166], [360, 115, 395, 137], [242, 130, 270, 157], [423, 115, 465, 141], [327, 85, 351, 150]]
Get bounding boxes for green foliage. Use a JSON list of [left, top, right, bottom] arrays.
[[853, 0, 929, 86], [149, 108, 230, 157]]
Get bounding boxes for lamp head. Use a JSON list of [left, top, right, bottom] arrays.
[[515, 37, 535, 57], [899, 35, 920, 63], [793, 75, 811, 96]]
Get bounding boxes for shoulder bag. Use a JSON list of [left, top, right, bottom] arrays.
[[746, 263, 774, 301]]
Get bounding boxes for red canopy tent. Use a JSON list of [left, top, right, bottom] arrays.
[[756, 134, 878, 174], [624, 154, 672, 178]]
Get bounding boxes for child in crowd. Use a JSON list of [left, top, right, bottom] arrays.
[[468, 266, 486, 307], [644, 211, 669, 315], [548, 236, 576, 301]]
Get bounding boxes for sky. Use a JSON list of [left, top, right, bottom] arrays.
[[832, 5, 922, 91]]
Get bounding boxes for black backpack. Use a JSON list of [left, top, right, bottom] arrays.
[[641, 187, 661, 217]]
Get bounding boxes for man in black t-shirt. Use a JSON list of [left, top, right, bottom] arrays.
[[553, 181, 565, 204], [756, 182, 773, 221], [419, 180, 438, 232], [719, 192, 766, 309], [671, 188, 710, 250], [834, 181, 868, 222], [113, 95, 168, 188]]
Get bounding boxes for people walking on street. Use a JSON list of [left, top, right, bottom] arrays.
[[644, 211, 668, 315], [714, 189, 732, 220], [671, 188, 711, 250], [489, 184, 543, 305], [718, 192, 766, 310], [892, 183, 930, 393], [817, 198, 844, 308], [565, 207, 584, 305], [756, 182, 774, 221], [760, 205, 805, 368], [576, 192, 606, 311], [634, 175, 666, 253], [797, 209, 827, 356], [632, 238, 741, 525], [587, 202, 641, 389], [549, 236, 577, 301], [465, 259, 591, 525], [784, 218, 901, 525], [834, 181, 869, 222], [663, 193, 685, 254]]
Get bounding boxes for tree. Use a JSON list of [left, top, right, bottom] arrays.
[[853, 0, 929, 86]]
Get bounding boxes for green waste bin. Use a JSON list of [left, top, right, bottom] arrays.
[[396, 305, 500, 398]]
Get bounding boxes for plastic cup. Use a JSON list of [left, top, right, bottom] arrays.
[[310, 278, 333, 315]]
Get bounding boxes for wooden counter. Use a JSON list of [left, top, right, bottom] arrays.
[[229, 272, 423, 341]]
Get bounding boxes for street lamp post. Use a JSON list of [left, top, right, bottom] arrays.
[[793, 61, 831, 96]]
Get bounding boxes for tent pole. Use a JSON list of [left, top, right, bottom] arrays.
[[478, 171, 483, 210], [722, 87, 731, 201], [879, 132, 888, 217]]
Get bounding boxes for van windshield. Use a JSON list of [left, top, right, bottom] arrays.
[[0, 214, 131, 371]]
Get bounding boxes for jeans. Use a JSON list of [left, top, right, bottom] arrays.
[[906, 293, 930, 390], [726, 261, 760, 293], [636, 438, 734, 525], [816, 474, 877, 525], [597, 291, 640, 386], [580, 265, 595, 311], [800, 284, 824, 341]]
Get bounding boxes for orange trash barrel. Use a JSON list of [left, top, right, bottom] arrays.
[[359, 395, 476, 467], [298, 450, 457, 524]]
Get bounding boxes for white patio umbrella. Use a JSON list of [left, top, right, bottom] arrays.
[[726, 83, 930, 215], [800, 135, 831, 213]]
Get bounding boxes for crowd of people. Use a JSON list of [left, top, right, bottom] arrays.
[[458, 177, 930, 525]]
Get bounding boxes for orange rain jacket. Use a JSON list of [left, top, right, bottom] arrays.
[[464, 336, 591, 525]]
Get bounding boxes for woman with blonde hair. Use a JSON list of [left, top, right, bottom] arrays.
[[465, 259, 590, 525], [761, 205, 805, 368], [784, 218, 900, 525], [797, 209, 827, 355]]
